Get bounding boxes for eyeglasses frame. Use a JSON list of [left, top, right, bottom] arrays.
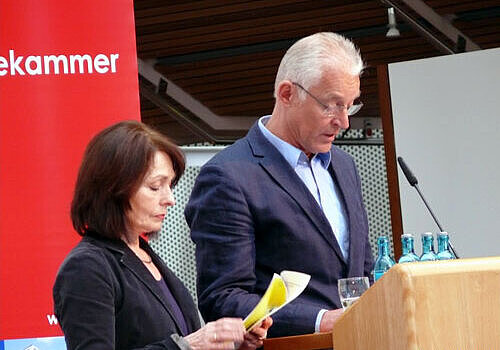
[[292, 82, 363, 117]]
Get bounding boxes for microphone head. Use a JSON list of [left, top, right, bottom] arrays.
[[397, 156, 418, 186]]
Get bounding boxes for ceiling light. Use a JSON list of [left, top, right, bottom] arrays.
[[386, 7, 401, 38]]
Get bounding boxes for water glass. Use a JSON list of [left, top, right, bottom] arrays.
[[338, 277, 370, 309]]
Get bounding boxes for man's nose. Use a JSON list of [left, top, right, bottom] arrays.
[[333, 109, 350, 129]]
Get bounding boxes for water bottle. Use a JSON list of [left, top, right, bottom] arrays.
[[420, 232, 437, 261], [373, 236, 395, 281], [437, 232, 455, 260], [398, 233, 420, 263]]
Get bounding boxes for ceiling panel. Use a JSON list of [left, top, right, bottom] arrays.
[[135, 0, 500, 144]]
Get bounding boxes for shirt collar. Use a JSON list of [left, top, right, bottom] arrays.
[[258, 115, 331, 169]]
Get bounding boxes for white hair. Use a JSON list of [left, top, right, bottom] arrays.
[[273, 32, 365, 99]]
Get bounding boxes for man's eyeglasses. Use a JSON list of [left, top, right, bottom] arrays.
[[292, 82, 363, 117]]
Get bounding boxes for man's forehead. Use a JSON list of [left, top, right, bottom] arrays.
[[318, 77, 361, 100], [316, 67, 359, 85]]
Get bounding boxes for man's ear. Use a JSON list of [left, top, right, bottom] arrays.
[[276, 81, 294, 106]]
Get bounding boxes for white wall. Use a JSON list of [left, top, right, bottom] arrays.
[[389, 47, 500, 258], [180, 145, 225, 166]]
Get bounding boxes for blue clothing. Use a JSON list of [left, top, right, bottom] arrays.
[[185, 122, 374, 337], [158, 278, 188, 335], [258, 116, 350, 260]]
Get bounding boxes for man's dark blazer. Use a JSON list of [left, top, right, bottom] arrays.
[[53, 232, 201, 350], [185, 122, 374, 337]]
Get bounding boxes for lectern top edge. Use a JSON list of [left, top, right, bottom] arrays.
[[388, 256, 500, 278]]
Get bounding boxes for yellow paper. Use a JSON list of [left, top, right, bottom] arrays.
[[243, 270, 310, 330]]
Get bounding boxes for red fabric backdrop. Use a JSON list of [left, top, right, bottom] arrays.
[[0, 0, 140, 339]]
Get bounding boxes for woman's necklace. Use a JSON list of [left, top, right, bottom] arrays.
[[122, 235, 153, 264]]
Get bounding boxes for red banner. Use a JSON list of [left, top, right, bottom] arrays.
[[0, 0, 140, 339]]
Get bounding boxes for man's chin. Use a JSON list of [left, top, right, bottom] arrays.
[[315, 144, 334, 154]]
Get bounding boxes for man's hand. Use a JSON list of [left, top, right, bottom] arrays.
[[238, 317, 273, 350], [319, 309, 344, 332]]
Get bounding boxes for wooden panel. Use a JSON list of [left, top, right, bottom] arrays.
[[137, 3, 385, 56], [263, 332, 333, 350], [431, 0, 500, 14], [378, 64, 403, 259], [333, 257, 500, 350], [135, 0, 323, 26], [136, 0, 500, 144]]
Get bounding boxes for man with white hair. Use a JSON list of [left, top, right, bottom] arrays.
[[185, 32, 374, 337]]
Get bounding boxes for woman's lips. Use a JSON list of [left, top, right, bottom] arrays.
[[155, 214, 165, 220]]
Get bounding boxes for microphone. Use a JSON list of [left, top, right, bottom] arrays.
[[397, 156, 418, 186], [397, 156, 459, 258]]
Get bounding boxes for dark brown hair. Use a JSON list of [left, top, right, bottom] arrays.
[[71, 120, 185, 239]]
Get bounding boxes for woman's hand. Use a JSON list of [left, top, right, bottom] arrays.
[[184, 318, 245, 350], [238, 317, 273, 350]]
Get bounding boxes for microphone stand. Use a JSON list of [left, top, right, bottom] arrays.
[[413, 183, 460, 259]]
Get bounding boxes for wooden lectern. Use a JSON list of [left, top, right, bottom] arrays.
[[335, 257, 500, 349], [264, 257, 500, 350]]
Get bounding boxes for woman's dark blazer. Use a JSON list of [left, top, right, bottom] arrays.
[[53, 232, 201, 349]]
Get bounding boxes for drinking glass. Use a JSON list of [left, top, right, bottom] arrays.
[[338, 277, 370, 309]]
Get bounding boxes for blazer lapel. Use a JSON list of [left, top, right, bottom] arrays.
[[246, 124, 344, 259], [329, 148, 361, 267], [119, 240, 189, 335]]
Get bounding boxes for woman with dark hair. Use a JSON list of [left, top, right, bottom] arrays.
[[53, 121, 272, 350]]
